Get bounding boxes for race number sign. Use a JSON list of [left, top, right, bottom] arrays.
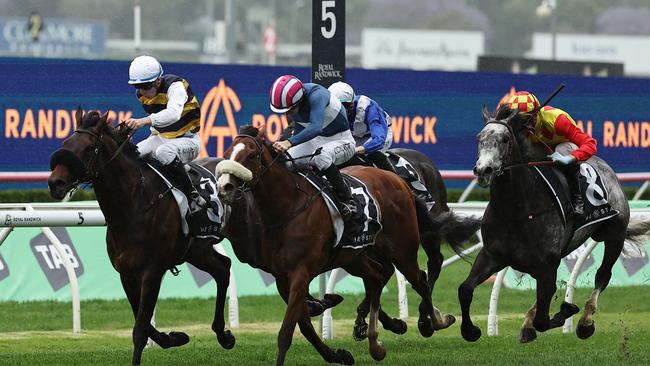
[[311, 0, 345, 87]]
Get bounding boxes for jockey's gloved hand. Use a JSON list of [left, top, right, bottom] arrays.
[[547, 151, 577, 165]]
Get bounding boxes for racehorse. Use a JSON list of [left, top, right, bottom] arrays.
[[342, 148, 473, 339], [47, 109, 235, 365], [460, 105, 650, 343], [216, 126, 478, 365]]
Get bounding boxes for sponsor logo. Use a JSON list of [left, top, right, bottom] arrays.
[[30, 228, 84, 291], [313, 63, 343, 81]]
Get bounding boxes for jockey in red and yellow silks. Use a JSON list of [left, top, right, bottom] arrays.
[[505, 90, 597, 215]]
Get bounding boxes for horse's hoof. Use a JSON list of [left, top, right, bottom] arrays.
[[168, 331, 190, 347], [461, 324, 482, 342], [576, 321, 595, 340], [518, 327, 537, 343], [307, 300, 325, 317], [561, 302, 580, 317], [335, 348, 355, 365], [369, 340, 386, 361], [417, 318, 435, 338], [217, 330, 236, 349], [434, 314, 456, 330], [385, 318, 407, 335], [323, 293, 344, 308], [353, 320, 368, 341]]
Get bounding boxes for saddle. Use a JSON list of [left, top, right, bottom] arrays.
[[346, 152, 435, 210], [534, 162, 618, 232], [148, 161, 225, 240], [301, 170, 382, 249]]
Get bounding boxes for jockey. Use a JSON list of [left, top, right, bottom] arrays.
[[505, 91, 597, 215], [269, 75, 357, 220], [125, 55, 206, 214], [328, 81, 395, 173]]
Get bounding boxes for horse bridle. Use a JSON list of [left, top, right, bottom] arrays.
[[52, 126, 135, 187]]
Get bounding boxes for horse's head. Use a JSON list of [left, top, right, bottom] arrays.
[[47, 108, 114, 199], [215, 125, 271, 204], [474, 105, 534, 187]]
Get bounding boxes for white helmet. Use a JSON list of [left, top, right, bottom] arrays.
[[128, 55, 163, 84], [328, 81, 355, 103]]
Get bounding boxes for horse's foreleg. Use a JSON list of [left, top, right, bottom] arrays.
[[132, 269, 173, 366], [185, 241, 236, 349], [275, 272, 313, 366], [519, 302, 538, 343], [576, 239, 624, 339], [533, 266, 579, 332], [458, 250, 504, 342]]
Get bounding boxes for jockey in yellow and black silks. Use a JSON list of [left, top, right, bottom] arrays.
[[125, 55, 205, 214]]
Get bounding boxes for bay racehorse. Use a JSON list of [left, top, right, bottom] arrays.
[[216, 126, 478, 365], [460, 105, 650, 343], [47, 109, 235, 365], [342, 148, 475, 339]]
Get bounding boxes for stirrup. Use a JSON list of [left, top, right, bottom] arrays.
[[573, 195, 584, 215], [338, 200, 357, 220], [189, 191, 206, 214]]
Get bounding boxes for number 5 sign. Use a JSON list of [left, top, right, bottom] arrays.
[[312, 0, 345, 87]]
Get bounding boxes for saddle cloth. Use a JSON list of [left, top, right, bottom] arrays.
[[386, 152, 435, 211], [148, 162, 224, 240], [534, 162, 618, 231], [301, 171, 382, 249]]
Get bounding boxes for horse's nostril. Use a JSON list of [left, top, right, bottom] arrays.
[[483, 167, 493, 176], [473, 166, 479, 176]]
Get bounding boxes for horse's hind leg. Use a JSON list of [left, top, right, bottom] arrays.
[[576, 239, 624, 339], [519, 302, 538, 343], [185, 241, 236, 349], [458, 250, 505, 342], [420, 231, 455, 331]]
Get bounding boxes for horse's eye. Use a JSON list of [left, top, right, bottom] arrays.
[[500, 135, 510, 144], [247, 154, 258, 161]]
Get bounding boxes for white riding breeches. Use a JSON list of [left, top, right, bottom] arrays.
[[286, 130, 355, 170], [136, 133, 201, 165]]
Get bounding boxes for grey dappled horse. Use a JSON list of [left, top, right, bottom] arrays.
[[460, 105, 650, 343]]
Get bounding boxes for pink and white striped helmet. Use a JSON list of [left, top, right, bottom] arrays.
[[269, 75, 305, 113]]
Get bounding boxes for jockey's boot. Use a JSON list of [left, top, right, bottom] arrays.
[[565, 163, 584, 216], [324, 164, 357, 221], [367, 151, 397, 174], [166, 157, 206, 215]]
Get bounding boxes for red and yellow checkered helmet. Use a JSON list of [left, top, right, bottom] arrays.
[[505, 91, 540, 114]]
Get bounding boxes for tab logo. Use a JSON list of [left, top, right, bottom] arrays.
[[30, 228, 84, 291]]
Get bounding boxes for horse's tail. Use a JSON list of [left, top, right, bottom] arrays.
[[414, 197, 481, 255], [623, 218, 650, 255]]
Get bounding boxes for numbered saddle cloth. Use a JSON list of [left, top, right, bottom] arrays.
[[386, 152, 435, 211], [149, 162, 224, 240], [301, 171, 382, 249], [535, 162, 618, 232]]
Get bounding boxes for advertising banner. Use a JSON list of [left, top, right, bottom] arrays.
[[0, 225, 363, 301], [0, 58, 649, 184]]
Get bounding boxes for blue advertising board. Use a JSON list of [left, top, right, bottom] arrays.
[[0, 58, 649, 186]]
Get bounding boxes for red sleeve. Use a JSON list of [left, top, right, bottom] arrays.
[[554, 114, 597, 161]]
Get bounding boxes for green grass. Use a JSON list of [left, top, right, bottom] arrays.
[[1, 248, 649, 365]]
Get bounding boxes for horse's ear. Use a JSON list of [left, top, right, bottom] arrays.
[[75, 107, 83, 127], [98, 111, 111, 129], [481, 105, 491, 123], [256, 124, 267, 141]]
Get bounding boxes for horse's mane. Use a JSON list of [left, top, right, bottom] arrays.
[[81, 111, 140, 160]]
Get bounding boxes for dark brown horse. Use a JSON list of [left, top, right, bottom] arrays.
[[215, 126, 477, 365], [47, 110, 235, 365]]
